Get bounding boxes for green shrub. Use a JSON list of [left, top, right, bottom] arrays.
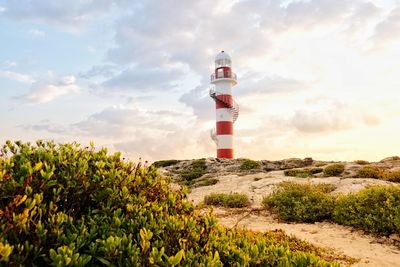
[[384, 170, 400, 182], [152, 159, 180, 168], [240, 159, 260, 171], [204, 193, 250, 208], [354, 160, 370, 165], [323, 164, 345, 177], [0, 141, 342, 266], [262, 183, 336, 223], [284, 168, 323, 178], [180, 159, 207, 181], [195, 178, 219, 187], [333, 186, 400, 235], [284, 169, 310, 178], [356, 166, 383, 179]]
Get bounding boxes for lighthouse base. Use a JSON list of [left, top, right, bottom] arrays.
[[217, 149, 234, 159]]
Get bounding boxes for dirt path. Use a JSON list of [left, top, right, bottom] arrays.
[[187, 171, 400, 266]]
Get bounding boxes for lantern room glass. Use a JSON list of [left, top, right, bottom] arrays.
[[215, 58, 231, 68]]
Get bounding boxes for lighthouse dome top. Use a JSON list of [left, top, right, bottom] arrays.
[[215, 50, 232, 68]]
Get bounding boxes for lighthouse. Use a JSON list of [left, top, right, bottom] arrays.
[[210, 51, 239, 159]]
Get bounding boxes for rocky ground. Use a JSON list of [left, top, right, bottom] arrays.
[[158, 156, 400, 267]]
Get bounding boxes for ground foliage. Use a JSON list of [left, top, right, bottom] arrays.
[[0, 141, 338, 266], [204, 193, 250, 208], [323, 164, 345, 177], [239, 159, 260, 171], [263, 183, 336, 223], [284, 168, 323, 178], [179, 159, 207, 183], [264, 182, 400, 236], [333, 186, 400, 235]]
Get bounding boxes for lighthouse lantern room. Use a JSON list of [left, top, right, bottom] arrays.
[[210, 51, 239, 159]]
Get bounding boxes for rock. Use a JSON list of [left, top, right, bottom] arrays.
[[380, 156, 400, 163]]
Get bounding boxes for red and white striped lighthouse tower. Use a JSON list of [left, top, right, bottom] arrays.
[[210, 51, 239, 159]]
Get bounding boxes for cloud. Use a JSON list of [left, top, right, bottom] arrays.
[[371, 7, 400, 48], [18, 120, 70, 134], [29, 29, 46, 37], [1, 0, 116, 32], [0, 70, 35, 83], [72, 106, 193, 138], [291, 97, 380, 133], [16, 75, 79, 104], [96, 67, 184, 93]]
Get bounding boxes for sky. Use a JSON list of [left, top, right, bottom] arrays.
[[1, 0, 400, 162]]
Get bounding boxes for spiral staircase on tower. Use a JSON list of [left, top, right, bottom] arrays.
[[209, 87, 239, 143]]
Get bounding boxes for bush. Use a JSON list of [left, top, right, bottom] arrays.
[[284, 168, 323, 178], [354, 160, 370, 165], [323, 164, 345, 177], [180, 159, 207, 181], [262, 183, 336, 223], [240, 159, 260, 171], [204, 193, 250, 208], [0, 141, 341, 266], [195, 178, 219, 187], [384, 170, 400, 182], [357, 166, 383, 179], [333, 186, 400, 235], [152, 159, 180, 168]]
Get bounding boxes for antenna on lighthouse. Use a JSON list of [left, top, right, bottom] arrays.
[[209, 51, 239, 159]]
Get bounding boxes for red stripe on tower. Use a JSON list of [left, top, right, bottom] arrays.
[[210, 51, 239, 159], [217, 149, 234, 159], [216, 121, 233, 135]]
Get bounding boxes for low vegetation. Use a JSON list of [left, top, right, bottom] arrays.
[[262, 183, 336, 222], [323, 164, 345, 177], [354, 160, 370, 165], [194, 178, 219, 187], [204, 193, 250, 208], [284, 168, 323, 178], [152, 159, 180, 168], [240, 159, 260, 171], [0, 141, 341, 266], [263, 182, 400, 236], [357, 166, 383, 179], [179, 159, 207, 183], [356, 166, 400, 182], [334, 186, 400, 235]]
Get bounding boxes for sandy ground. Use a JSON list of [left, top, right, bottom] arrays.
[[187, 171, 400, 267]]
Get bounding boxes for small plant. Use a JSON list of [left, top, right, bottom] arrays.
[[240, 159, 260, 171], [314, 162, 327, 167], [284, 168, 323, 178], [356, 166, 383, 179], [262, 183, 336, 222], [384, 170, 400, 183], [284, 169, 310, 178], [180, 159, 207, 181], [195, 178, 219, 187], [323, 164, 345, 177], [333, 186, 400, 235], [354, 160, 370, 165], [204, 193, 250, 208], [152, 159, 180, 168]]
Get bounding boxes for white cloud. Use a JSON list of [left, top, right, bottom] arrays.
[[16, 75, 79, 104], [29, 29, 45, 37], [2, 0, 117, 32], [0, 70, 35, 83], [0, 6, 5, 12], [4, 60, 17, 68]]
